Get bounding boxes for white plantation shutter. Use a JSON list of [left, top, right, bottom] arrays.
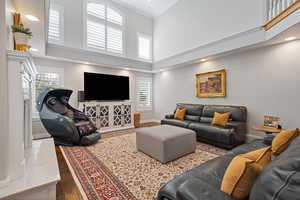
[[138, 35, 151, 60], [85, 1, 124, 54], [137, 78, 152, 110], [107, 7, 123, 25], [107, 26, 123, 53], [48, 5, 63, 43], [87, 20, 105, 50], [87, 2, 105, 19]]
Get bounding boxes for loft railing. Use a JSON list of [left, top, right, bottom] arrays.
[[264, 0, 300, 30]]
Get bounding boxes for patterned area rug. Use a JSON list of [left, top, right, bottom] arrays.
[[61, 130, 227, 200]]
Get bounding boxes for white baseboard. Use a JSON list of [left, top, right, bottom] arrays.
[[99, 125, 135, 133], [33, 132, 51, 140], [0, 176, 10, 189], [140, 118, 161, 123]]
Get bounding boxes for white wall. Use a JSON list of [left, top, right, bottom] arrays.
[[0, 0, 15, 182], [0, 0, 8, 182], [154, 40, 300, 136], [154, 0, 265, 61], [50, 0, 153, 62], [33, 57, 154, 121]]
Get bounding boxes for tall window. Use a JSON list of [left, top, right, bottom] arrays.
[[137, 77, 152, 111], [138, 33, 152, 60], [48, 4, 64, 44], [35, 73, 61, 96], [85, 0, 124, 54], [33, 66, 64, 117]]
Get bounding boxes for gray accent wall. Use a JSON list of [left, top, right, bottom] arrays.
[[154, 40, 300, 137]]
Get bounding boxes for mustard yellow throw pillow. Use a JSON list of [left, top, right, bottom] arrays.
[[242, 146, 272, 168], [174, 109, 187, 120], [211, 112, 231, 127], [221, 146, 272, 199], [272, 129, 299, 155]]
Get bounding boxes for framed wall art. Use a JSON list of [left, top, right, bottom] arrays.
[[196, 69, 226, 98]]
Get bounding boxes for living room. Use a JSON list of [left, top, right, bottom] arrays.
[[1, 0, 300, 199]]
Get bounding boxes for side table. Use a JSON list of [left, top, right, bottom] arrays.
[[252, 125, 282, 145]]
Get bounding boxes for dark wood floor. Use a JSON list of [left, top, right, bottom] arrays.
[[56, 122, 160, 200], [56, 146, 84, 200]]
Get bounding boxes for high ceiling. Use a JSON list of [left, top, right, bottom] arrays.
[[112, 0, 179, 18]]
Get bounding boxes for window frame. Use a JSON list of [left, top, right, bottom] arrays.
[[136, 76, 153, 112], [32, 66, 64, 119], [48, 3, 65, 45], [83, 0, 125, 56], [137, 33, 152, 61]]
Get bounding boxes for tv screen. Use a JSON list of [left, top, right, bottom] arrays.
[[84, 72, 130, 101]]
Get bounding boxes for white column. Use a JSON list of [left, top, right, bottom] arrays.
[[0, 0, 9, 184]]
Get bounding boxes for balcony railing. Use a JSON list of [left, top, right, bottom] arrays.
[[265, 0, 300, 30]]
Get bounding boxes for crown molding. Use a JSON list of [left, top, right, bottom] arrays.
[[7, 50, 37, 75]]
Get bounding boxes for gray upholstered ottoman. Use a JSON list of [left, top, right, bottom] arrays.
[[136, 125, 196, 163]]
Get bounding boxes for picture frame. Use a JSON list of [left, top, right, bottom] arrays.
[[264, 115, 280, 128], [196, 69, 226, 98]]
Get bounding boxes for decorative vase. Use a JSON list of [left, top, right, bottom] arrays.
[[14, 32, 30, 51]]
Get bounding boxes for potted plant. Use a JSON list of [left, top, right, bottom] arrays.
[[11, 24, 32, 51]]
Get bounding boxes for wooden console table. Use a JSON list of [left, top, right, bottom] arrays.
[[252, 125, 282, 134]]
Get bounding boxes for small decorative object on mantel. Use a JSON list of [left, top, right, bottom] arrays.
[[264, 115, 280, 129], [196, 69, 226, 98], [11, 12, 32, 52]]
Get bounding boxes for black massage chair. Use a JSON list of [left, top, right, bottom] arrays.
[[36, 88, 101, 146]]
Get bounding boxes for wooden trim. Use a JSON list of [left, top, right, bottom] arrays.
[[252, 125, 282, 133], [264, 0, 300, 31]]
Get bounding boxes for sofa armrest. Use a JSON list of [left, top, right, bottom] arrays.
[[224, 121, 247, 143], [176, 179, 233, 200], [165, 114, 175, 119]]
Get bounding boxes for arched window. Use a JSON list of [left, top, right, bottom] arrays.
[[85, 0, 124, 54]]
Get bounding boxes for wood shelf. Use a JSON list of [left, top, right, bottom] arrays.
[[264, 0, 300, 31]]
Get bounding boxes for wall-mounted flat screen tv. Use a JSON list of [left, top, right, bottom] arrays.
[[84, 72, 130, 101]]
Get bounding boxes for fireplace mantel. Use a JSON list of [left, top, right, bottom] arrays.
[[0, 50, 60, 199]]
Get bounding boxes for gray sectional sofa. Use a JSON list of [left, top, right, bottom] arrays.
[[158, 135, 300, 200], [161, 103, 247, 149]]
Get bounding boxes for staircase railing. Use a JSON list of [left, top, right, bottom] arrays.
[[264, 0, 300, 30]]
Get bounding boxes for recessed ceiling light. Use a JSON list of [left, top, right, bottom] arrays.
[[25, 15, 40, 22], [84, 62, 91, 65], [125, 68, 130, 70], [30, 48, 38, 52], [285, 37, 297, 41], [200, 59, 207, 62]]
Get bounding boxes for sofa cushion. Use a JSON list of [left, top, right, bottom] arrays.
[[229, 140, 267, 156], [161, 119, 191, 128], [249, 136, 300, 200], [221, 156, 263, 199], [202, 105, 247, 122], [158, 154, 235, 200], [177, 178, 235, 200], [242, 146, 272, 168], [271, 128, 299, 155], [212, 112, 231, 127], [221, 147, 272, 199], [189, 122, 234, 145], [174, 109, 187, 120], [158, 141, 267, 200], [176, 103, 204, 122]]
